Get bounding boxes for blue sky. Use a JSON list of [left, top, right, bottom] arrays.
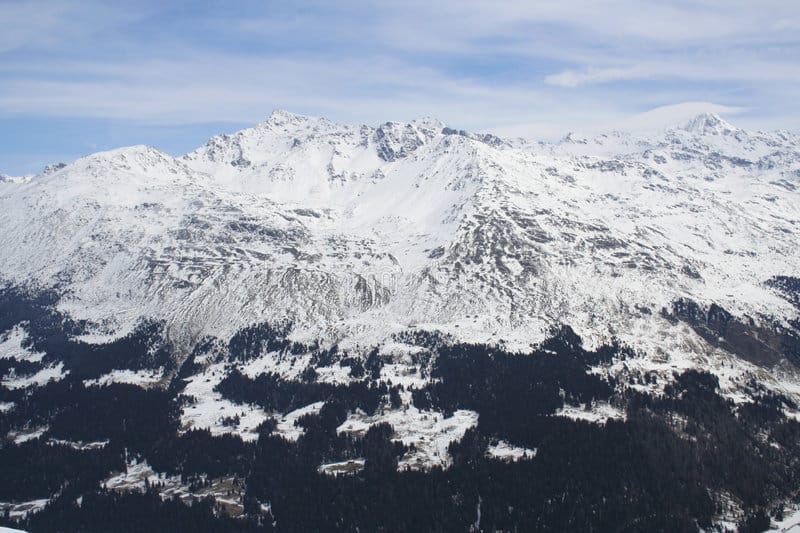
[[1, 0, 799, 175]]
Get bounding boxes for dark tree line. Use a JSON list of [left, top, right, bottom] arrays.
[[18, 491, 269, 533], [412, 326, 616, 447], [4, 286, 800, 531], [0, 439, 123, 502], [0, 286, 172, 380], [214, 368, 387, 416]]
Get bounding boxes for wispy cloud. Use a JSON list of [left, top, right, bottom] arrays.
[[544, 57, 800, 88], [545, 68, 638, 88], [0, 0, 798, 174]]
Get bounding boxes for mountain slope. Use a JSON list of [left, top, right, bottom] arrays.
[[3, 111, 800, 531], [0, 111, 797, 357]]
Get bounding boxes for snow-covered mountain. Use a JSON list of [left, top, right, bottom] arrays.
[[1, 110, 797, 358], [0, 174, 30, 184], [3, 111, 800, 530]]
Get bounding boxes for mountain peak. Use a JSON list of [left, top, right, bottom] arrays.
[[83, 144, 171, 163], [41, 162, 67, 176], [267, 108, 305, 120], [374, 120, 434, 162], [66, 145, 190, 180], [412, 116, 447, 132], [262, 109, 319, 128], [682, 112, 738, 135]]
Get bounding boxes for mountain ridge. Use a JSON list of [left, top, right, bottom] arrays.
[[3, 111, 800, 531], [0, 110, 798, 361]]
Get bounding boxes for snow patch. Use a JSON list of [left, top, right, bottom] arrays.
[[555, 402, 626, 424], [239, 352, 311, 381], [318, 458, 365, 476], [7, 426, 48, 444], [338, 407, 479, 470], [101, 458, 247, 517], [0, 499, 48, 522], [180, 363, 268, 442], [2, 363, 67, 389], [769, 506, 800, 532], [274, 401, 325, 442], [0, 526, 30, 533], [486, 440, 537, 462], [47, 438, 109, 450], [0, 324, 44, 362], [84, 368, 164, 387]]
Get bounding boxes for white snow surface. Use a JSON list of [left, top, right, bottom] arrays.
[[318, 458, 366, 476], [274, 401, 325, 442], [48, 438, 108, 450], [486, 440, 537, 462], [337, 407, 479, 470], [769, 506, 800, 532], [102, 459, 181, 493], [1, 110, 797, 358], [7, 426, 47, 444], [0, 324, 44, 363], [2, 362, 67, 390], [84, 368, 165, 387], [0, 498, 47, 522], [179, 362, 268, 442], [555, 402, 627, 424]]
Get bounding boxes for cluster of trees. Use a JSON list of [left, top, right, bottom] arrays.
[[238, 365, 800, 532], [3, 355, 799, 531], [227, 322, 309, 362], [0, 439, 122, 502], [0, 286, 172, 380], [147, 429, 254, 479], [412, 327, 615, 446], [2, 381, 178, 453], [17, 491, 268, 533], [629, 369, 800, 512], [214, 368, 390, 416], [4, 286, 800, 531], [0, 356, 41, 381]]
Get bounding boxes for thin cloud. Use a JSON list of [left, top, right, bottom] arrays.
[[544, 57, 800, 88], [0, 0, 798, 175], [544, 68, 639, 88]]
